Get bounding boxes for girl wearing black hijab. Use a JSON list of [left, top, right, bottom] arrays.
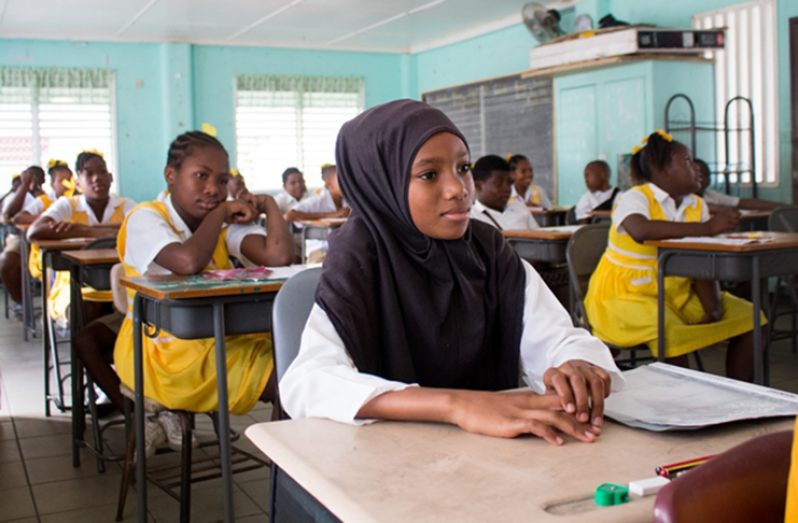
[[280, 100, 624, 444]]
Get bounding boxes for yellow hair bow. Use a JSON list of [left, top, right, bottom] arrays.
[[12, 174, 20, 179], [201, 123, 217, 137], [48, 159, 67, 169], [632, 145, 643, 155], [320, 163, 334, 170], [82, 148, 104, 157], [62, 177, 76, 197], [642, 129, 673, 144], [506, 153, 514, 161], [230, 169, 240, 178]]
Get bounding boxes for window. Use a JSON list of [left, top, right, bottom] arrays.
[[0, 67, 117, 192], [693, 0, 778, 187], [234, 75, 364, 193]]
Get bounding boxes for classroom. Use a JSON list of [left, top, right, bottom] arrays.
[[1, 0, 798, 522]]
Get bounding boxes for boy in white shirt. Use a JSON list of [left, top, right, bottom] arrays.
[[575, 160, 621, 224], [695, 159, 785, 212], [284, 165, 350, 223], [273, 167, 309, 213], [470, 155, 538, 230]]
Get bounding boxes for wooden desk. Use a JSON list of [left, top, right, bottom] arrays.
[[296, 219, 347, 262], [33, 238, 95, 416], [530, 208, 568, 227], [63, 248, 120, 469], [646, 232, 798, 384], [503, 225, 583, 264], [121, 275, 288, 523], [247, 417, 793, 523]]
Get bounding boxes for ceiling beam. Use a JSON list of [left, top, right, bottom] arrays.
[[118, 0, 160, 35], [326, 0, 448, 46], [228, 0, 305, 41]]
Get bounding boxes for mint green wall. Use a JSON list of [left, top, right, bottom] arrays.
[[1, 39, 408, 202]]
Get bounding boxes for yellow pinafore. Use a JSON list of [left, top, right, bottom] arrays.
[[112, 202, 273, 415], [786, 418, 798, 522], [28, 194, 54, 281], [48, 197, 126, 322], [584, 184, 761, 358]]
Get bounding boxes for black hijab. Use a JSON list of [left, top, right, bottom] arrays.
[[316, 99, 526, 391]]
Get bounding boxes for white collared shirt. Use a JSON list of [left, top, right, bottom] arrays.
[[469, 199, 539, 230], [702, 189, 740, 208], [510, 184, 553, 209], [575, 187, 619, 221], [42, 194, 137, 225], [2, 193, 35, 216], [274, 190, 310, 214], [22, 196, 46, 216], [293, 188, 348, 214], [122, 194, 267, 276], [612, 183, 709, 235], [279, 260, 626, 425]]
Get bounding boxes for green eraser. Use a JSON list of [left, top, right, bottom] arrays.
[[595, 483, 630, 506]]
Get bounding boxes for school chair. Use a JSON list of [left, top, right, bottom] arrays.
[[564, 206, 577, 225], [768, 206, 798, 353], [565, 224, 654, 369], [113, 265, 269, 523], [653, 429, 793, 523]]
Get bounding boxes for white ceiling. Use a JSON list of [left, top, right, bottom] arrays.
[[0, 0, 575, 53]]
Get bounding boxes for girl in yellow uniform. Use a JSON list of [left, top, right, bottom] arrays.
[[584, 131, 763, 382], [787, 418, 798, 522], [113, 130, 293, 424], [508, 154, 552, 209], [15, 160, 74, 280], [28, 151, 136, 327]]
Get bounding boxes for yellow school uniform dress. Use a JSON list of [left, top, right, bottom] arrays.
[[510, 184, 552, 209], [47, 196, 131, 323], [112, 200, 273, 415], [27, 193, 54, 280], [786, 418, 798, 522], [584, 183, 761, 358]]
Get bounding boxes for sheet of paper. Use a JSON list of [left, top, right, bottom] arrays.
[[605, 363, 798, 430], [264, 263, 322, 281], [664, 236, 772, 245], [540, 225, 584, 233]]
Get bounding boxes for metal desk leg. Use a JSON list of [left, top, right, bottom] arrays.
[[657, 252, 668, 362], [133, 295, 148, 523], [213, 302, 235, 523], [301, 228, 308, 263], [752, 257, 764, 385], [70, 263, 85, 468]]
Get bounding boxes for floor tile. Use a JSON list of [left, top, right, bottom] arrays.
[[0, 486, 36, 522], [0, 439, 21, 464], [14, 417, 72, 439], [39, 502, 154, 523], [18, 433, 72, 460], [238, 478, 270, 513], [0, 461, 28, 491], [145, 484, 262, 523], [25, 448, 121, 485], [33, 474, 134, 515], [0, 421, 15, 441]]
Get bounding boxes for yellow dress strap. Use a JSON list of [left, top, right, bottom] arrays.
[[786, 417, 798, 522]]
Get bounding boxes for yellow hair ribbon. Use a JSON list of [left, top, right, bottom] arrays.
[[201, 123, 217, 137], [320, 163, 334, 170], [62, 177, 76, 197], [506, 153, 514, 161], [12, 173, 20, 179], [656, 129, 673, 142], [230, 169, 240, 177], [632, 145, 642, 155], [48, 159, 67, 169], [82, 148, 104, 157]]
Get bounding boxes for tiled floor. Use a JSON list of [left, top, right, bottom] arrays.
[[1, 298, 797, 522]]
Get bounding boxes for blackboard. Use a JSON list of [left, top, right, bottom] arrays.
[[422, 74, 555, 203]]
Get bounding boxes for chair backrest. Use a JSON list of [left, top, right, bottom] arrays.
[[83, 236, 117, 250], [110, 263, 127, 314], [565, 224, 610, 330], [272, 267, 323, 383], [768, 206, 798, 233], [564, 206, 578, 225]]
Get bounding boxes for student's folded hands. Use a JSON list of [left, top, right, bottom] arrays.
[[449, 389, 601, 444], [543, 360, 611, 429], [222, 200, 258, 224]]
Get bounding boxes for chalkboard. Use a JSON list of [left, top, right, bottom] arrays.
[[422, 74, 555, 204]]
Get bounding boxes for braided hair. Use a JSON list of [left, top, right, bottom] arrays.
[[75, 152, 105, 174], [48, 160, 71, 180], [166, 131, 228, 171], [507, 154, 528, 172], [631, 132, 681, 182]]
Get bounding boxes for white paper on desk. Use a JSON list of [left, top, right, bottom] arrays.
[[264, 263, 322, 280], [540, 225, 584, 233], [605, 363, 798, 430], [664, 236, 772, 245]]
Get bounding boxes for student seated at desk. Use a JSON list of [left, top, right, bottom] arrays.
[[469, 155, 538, 230], [113, 130, 293, 455], [575, 160, 621, 224], [227, 168, 248, 200], [509, 154, 552, 209], [584, 131, 763, 382], [28, 151, 137, 329], [283, 164, 350, 223], [274, 167, 309, 213], [15, 161, 74, 281], [0, 166, 47, 315], [281, 100, 624, 443], [694, 158, 786, 212], [0, 175, 22, 210]]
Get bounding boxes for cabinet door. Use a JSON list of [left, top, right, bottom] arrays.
[[599, 76, 647, 189], [557, 84, 597, 206]]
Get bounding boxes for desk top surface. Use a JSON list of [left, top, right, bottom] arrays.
[[646, 231, 798, 252], [587, 210, 612, 217], [503, 225, 583, 240], [529, 207, 568, 215], [120, 274, 285, 300], [62, 249, 119, 265], [33, 238, 94, 251], [247, 416, 793, 523], [298, 218, 347, 227]]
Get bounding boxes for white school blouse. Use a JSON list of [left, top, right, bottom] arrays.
[[702, 189, 740, 208], [511, 184, 553, 209], [274, 190, 310, 214], [469, 199, 539, 230], [42, 195, 137, 225], [574, 187, 619, 221], [612, 183, 709, 235], [280, 260, 626, 425]]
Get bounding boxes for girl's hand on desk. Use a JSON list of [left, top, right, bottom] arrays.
[[707, 208, 740, 235], [543, 360, 610, 428], [49, 220, 77, 234], [221, 200, 258, 225], [450, 390, 599, 444]]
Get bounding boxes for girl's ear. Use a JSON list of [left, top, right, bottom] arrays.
[[164, 166, 176, 187], [474, 179, 484, 193]]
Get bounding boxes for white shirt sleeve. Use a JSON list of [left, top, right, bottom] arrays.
[[704, 189, 740, 208], [225, 223, 267, 263], [279, 303, 415, 425], [574, 193, 592, 221], [122, 207, 183, 276], [122, 198, 138, 217], [518, 260, 625, 392], [611, 189, 650, 234], [41, 196, 74, 222], [293, 193, 328, 213], [537, 188, 553, 209], [280, 260, 625, 425], [22, 198, 45, 216]]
